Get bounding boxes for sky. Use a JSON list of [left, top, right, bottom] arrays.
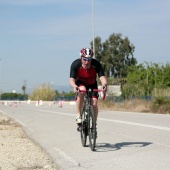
[[0, 0, 170, 93]]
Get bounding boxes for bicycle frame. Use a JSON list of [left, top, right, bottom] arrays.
[[75, 88, 106, 151]]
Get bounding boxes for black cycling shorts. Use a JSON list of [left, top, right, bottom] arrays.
[[76, 80, 99, 99]]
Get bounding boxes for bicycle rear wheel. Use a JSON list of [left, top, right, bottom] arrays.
[[80, 108, 88, 147], [88, 106, 96, 151]]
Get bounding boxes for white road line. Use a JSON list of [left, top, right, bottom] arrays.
[[54, 148, 80, 167], [36, 109, 170, 131], [0, 110, 33, 134], [2, 109, 170, 149], [37, 109, 74, 116], [0, 110, 25, 126], [99, 118, 170, 131]]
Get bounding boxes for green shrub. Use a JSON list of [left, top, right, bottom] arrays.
[[1, 93, 28, 100]]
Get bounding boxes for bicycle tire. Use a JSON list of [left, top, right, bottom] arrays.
[[80, 106, 88, 147], [88, 106, 96, 151]]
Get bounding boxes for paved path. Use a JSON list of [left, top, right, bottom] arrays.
[[1, 102, 170, 170]]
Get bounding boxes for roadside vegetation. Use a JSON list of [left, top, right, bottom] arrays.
[[1, 32, 169, 114], [29, 84, 56, 101], [1, 92, 28, 101], [92, 33, 170, 114]]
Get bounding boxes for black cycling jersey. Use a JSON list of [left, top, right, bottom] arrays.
[[70, 58, 105, 86]]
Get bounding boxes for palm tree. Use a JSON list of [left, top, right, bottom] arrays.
[[22, 85, 26, 95]]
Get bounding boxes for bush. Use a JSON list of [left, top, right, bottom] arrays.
[[1, 93, 28, 100], [150, 96, 170, 113], [29, 84, 56, 101]]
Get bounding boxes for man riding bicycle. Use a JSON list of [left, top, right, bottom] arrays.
[[69, 48, 107, 133]]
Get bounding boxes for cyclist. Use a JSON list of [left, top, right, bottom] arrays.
[[69, 48, 107, 132]]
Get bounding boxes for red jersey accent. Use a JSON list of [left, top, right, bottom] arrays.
[[77, 66, 96, 85]]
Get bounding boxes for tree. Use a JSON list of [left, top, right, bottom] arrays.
[[91, 33, 137, 80], [121, 62, 170, 99], [1, 92, 28, 100], [22, 85, 26, 95], [90, 36, 103, 61]]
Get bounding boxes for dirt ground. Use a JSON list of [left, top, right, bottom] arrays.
[[0, 112, 58, 170]]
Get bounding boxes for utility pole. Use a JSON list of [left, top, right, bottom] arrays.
[[92, 0, 95, 59], [0, 58, 2, 101]]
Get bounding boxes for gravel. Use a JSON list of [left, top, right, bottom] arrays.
[[0, 112, 58, 170]]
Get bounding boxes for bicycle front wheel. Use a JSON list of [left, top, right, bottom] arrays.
[[80, 108, 88, 147], [88, 106, 96, 151]]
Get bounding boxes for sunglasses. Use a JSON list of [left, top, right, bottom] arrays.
[[82, 57, 92, 61]]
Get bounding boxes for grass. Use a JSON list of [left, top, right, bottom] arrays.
[[98, 98, 170, 114], [98, 87, 170, 114]]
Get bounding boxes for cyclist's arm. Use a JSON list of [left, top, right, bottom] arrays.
[[70, 59, 81, 92], [99, 76, 108, 91], [92, 59, 107, 87], [93, 60, 107, 91], [70, 78, 78, 93]]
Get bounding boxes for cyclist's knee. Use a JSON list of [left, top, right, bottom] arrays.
[[78, 92, 85, 100], [92, 98, 98, 107]]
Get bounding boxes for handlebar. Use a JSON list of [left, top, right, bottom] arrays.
[[74, 89, 106, 101]]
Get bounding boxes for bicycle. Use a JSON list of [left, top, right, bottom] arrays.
[[75, 88, 106, 151]]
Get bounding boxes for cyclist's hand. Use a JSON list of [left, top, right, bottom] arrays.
[[102, 84, 107, 93], [73, 86, 79, 93]]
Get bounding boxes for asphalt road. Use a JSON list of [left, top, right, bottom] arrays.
[[1, 101, 170, 170]]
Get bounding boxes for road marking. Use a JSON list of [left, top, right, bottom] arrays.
[[0, 110, 26, 126], [37, 109, 74, 116], [36, 109, 170, 131], [54, 148, 80, 167], [0, 109, 33, 134], [99, 118, 170, 131]]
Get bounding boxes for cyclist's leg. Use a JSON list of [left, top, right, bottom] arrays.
[[92, 97, 98, 121], [91, 97, 98, 138], [90, 82, 99, 122], [91, 84, 99, 138], [76, 84, 86, 123]]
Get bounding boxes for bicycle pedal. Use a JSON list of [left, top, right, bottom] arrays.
[[77, 126, 82, 132]]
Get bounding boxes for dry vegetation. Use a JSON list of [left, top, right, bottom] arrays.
[[98, 87, 170, 114], [98, 99, 150, 112], [98, 98, 170, 114]]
